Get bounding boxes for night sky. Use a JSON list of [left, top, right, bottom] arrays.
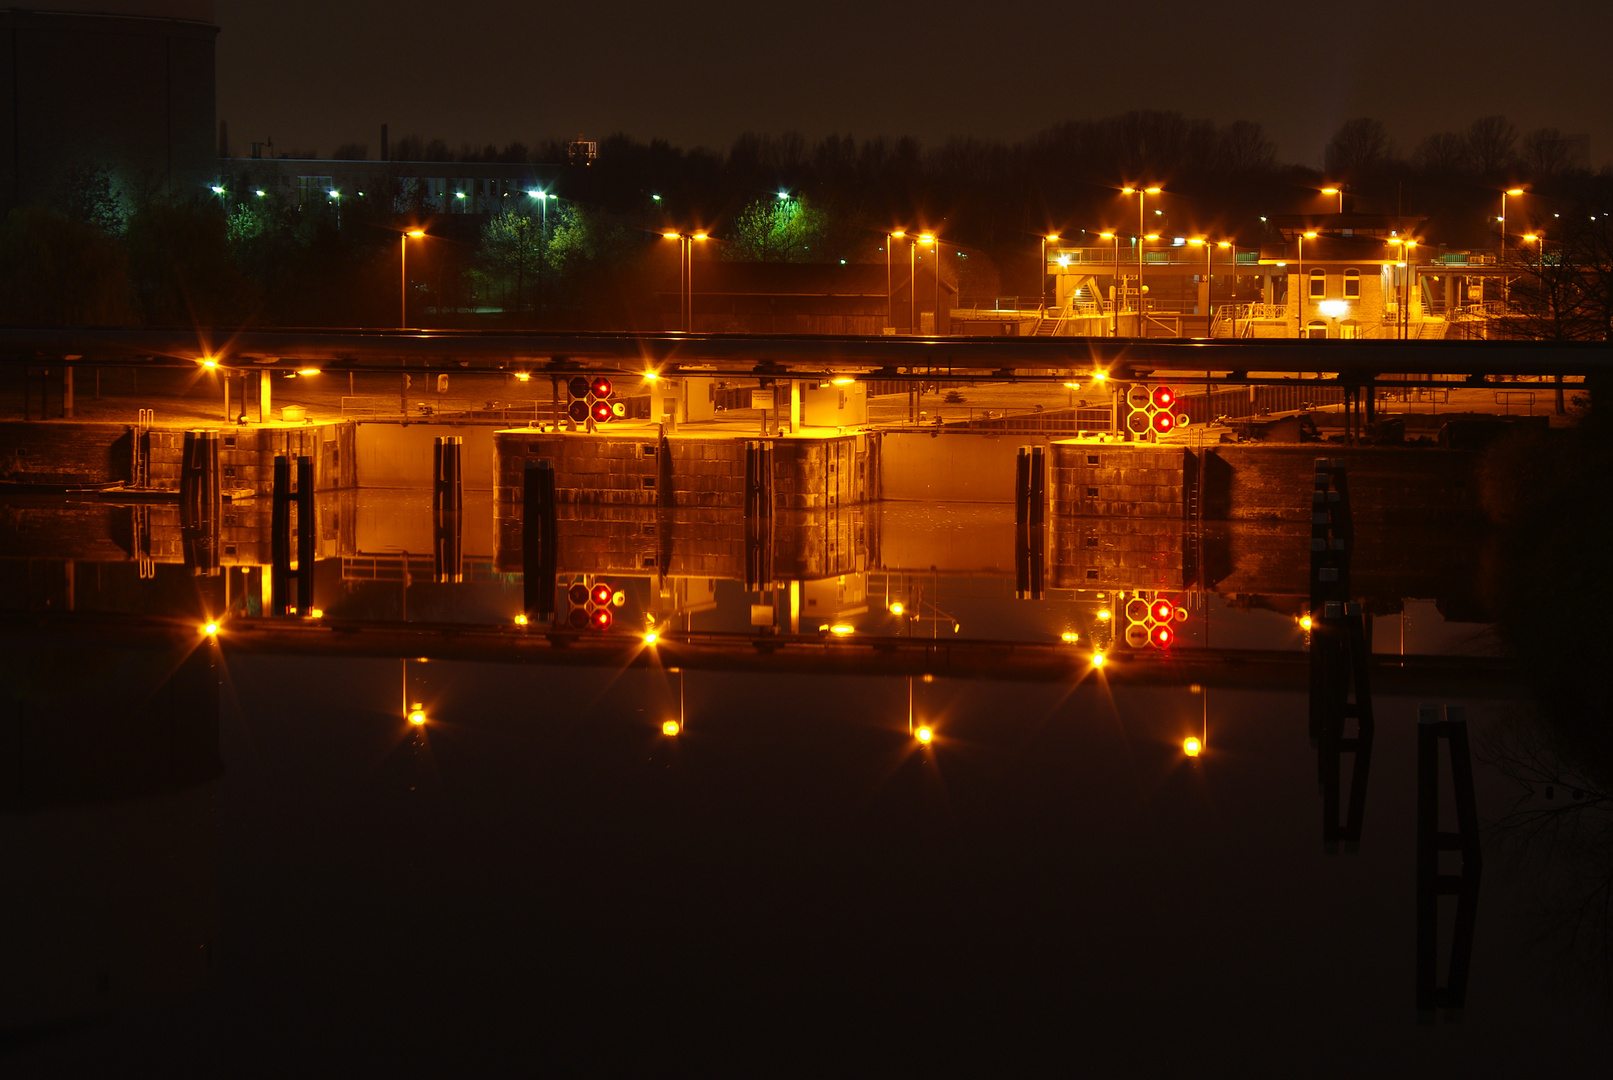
[[216, 0, 1613, 168]]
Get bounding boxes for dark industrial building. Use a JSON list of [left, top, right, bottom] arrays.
[[0, 2, 218, 209]]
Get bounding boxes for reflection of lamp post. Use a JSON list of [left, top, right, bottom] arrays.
[[1099, 231, 1120, 335], [399, 229, 425, 328], [1122, 186, 1161, 335]]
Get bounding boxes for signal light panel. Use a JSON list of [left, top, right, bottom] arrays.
[[568, 375, 625, 425]]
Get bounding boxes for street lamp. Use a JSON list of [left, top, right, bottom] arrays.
[[1296, 230, 1318, 333], [1122, 186, 1161, 335], [1098, 231, 1120, 335], [662, 231, 708, 331], [399, 229, 425, 328], [1321, 186, 1344, 213], [328, 188, 341, 229], [1386, 237, 1417, 338], [528, 189, 550, 315], [1499, 187, 1526, 254], [886, 230, 906, 332], [912, 233, 936, 333], [1041, 234, 1060, 312]]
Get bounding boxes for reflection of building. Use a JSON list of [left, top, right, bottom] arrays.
[[0, 2, 218, 208]]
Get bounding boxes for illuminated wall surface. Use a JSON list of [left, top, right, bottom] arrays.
[[0, 3, 217, 208]]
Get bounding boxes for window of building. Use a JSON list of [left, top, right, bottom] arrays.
[[1343, 269, 1360, 299], [1309, 268, 1327, 299]]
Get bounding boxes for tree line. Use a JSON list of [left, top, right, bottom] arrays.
[[4, 111, 1612, 332]]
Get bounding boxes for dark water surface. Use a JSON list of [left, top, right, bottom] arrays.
[[2, 491, 1610, 1073]]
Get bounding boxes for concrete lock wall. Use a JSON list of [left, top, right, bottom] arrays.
[[881, 431, 1061, 503], [0, 421, 356, 492], [1050, 444, 1187, 519], [355, 423, 496, 490], [492, 504, 871, 582]]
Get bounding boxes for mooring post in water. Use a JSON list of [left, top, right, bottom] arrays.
[[522, 459, 557, 620], [1014, 446, 1030, 526], [179, 430, 221, 576], [1416, 703, 1482, 1024], [296, 455, 314, 614], [433, 436, 463, 584], [270, 454, 291, 616]]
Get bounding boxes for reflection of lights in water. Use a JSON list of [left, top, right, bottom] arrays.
[[1061, 631, 1079, 643], [1092, 652, 1106, 668], [915, 726, 934, 744], [662, 720, 680, 736], [889, 602, 904, 616], [1183, 737, 1202, 757]]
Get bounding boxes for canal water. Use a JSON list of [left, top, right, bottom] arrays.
[[1, 442, 1609, 1072]]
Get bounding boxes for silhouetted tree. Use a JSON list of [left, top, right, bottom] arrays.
[[1323, 118, 1396, 179]]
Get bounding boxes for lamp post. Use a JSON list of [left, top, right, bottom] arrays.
[[399, 229, 425, 328], [886, 230, 906, 332], [1295, 230, 1317, 336], [1122, 186, 1161, 335], [328, 188, 341, 230], [528, 189, 549, 317], [1321, 186, 1344, 213], [1099, 231, 1120, 336], [1386, 237, 1416, 339], [911, 233, 935, 333], [1041, 234, 1059, 312], [1499, 187, 1525, 254], [662, 231, 707, 331]]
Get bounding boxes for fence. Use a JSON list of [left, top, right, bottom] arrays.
[[1175, 383, 1346, 425]]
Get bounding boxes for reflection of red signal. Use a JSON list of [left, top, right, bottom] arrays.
[[1151, 385, 1175, 410], [1153, 625, 1174, 647], [568, 608, 590, 630], [591, 400, 613, 423], [1151, 599, 1175, 622], [593, 609, 613, 630], [590, 583, 613, 606], [590, 377, 613, 399], [1153, 411, 1175, 433]]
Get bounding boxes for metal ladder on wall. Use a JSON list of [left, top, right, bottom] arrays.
[[133, 408, 154, 489]]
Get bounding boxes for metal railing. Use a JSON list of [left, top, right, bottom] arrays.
[[953, 297, 1046, 316]]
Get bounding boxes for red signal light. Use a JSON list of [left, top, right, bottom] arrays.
[[1152, 411, 1175, 433], [590, 377, 613, 399], [567, 376, 591, 399], [591, 400, 613, 423], [591, 583, 613, 606], [592, 608, 613, 630], [1153, 625, 1174, 647], [1151, 599, 1175, 622], [1151, 385, 1175, 410]]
